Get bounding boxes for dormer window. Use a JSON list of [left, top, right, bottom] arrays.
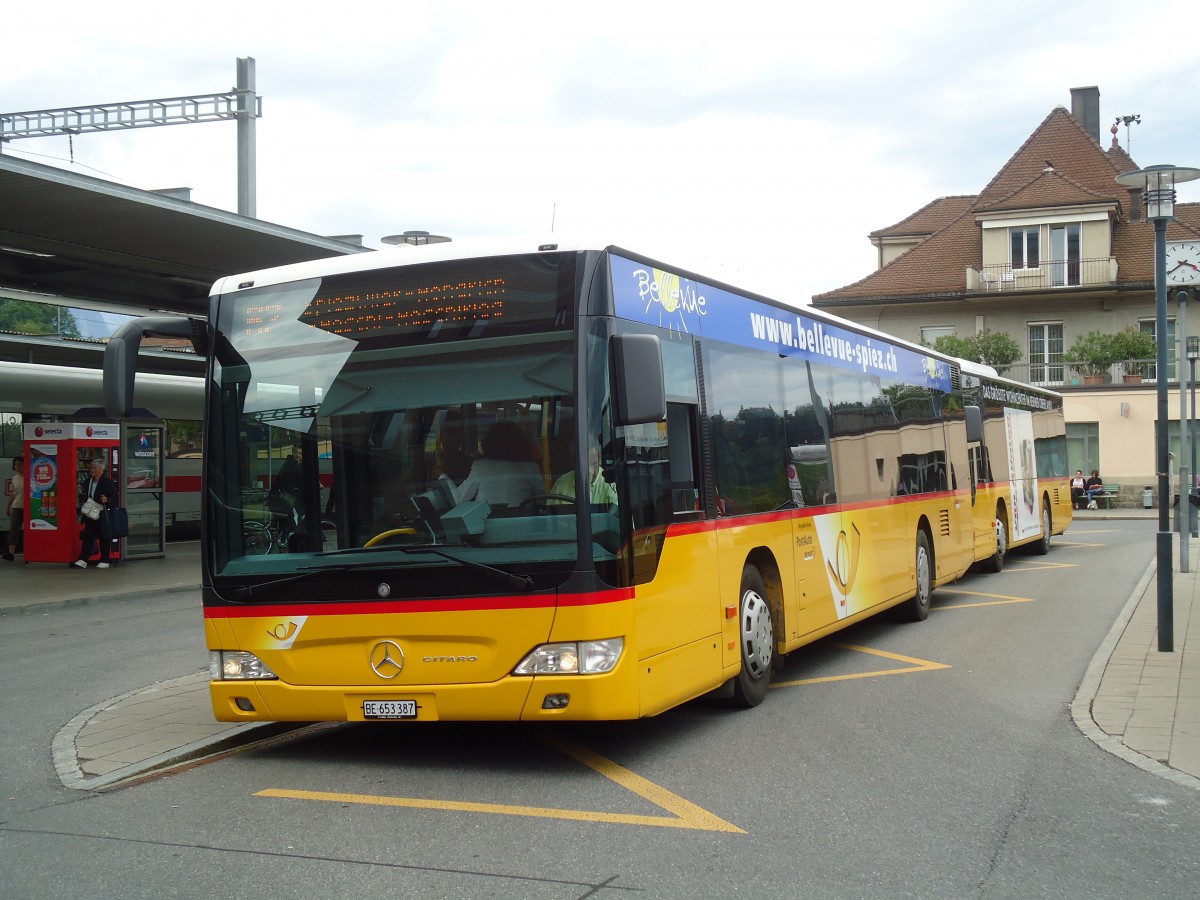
[[1010, 227, 1040, 269]]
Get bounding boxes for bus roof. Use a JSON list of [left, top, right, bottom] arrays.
[[207, 236, 1061, 402]]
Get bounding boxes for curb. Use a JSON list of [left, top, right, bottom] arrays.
[[52, 672, 275, 791]]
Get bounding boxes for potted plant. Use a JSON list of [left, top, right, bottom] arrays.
[[1112, 327, 1158, 383], [1065, 330, 1121, 384]]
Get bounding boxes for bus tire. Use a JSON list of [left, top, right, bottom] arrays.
[[902, 530, 933, 621], [732, 565, 774, 708], [984, 507, 1007, 573], [1032, 500, 1051, 555]]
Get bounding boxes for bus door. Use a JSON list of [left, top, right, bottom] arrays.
[[965, 405, 997, 555]]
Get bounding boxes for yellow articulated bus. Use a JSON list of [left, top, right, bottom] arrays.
[[104, 239, 1069, 723]]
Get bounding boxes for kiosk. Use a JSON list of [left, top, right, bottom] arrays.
[[23, 422, 122, 565]]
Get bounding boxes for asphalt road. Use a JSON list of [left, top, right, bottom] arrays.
[[3, 520, 1198, 899]]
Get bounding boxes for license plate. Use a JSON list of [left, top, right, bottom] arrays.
[[363, 700, 418, 719]]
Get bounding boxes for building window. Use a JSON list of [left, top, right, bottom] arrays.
[[920, 325, 956, 345], [1067, 422, 1099, 475], [1029, 321, 1063, 385], [1139, 318, 1176, 381], [1011, 227, 1040, 269], [1049, 223, 1082, 286]]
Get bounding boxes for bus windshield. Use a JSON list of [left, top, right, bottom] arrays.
[[205, 252, 608, 595]]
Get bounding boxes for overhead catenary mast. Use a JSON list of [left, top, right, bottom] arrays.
[[0, 57, 261, 217]]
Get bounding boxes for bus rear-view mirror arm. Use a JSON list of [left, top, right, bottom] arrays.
[[104, 315, 199, 418]]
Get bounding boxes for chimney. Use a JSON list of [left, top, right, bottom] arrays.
[[1070, 86, 1101, 141]]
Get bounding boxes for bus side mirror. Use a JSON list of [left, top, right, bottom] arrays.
[[104, 316, 198, 418], [611, 333, 666, 426], [965, 405, 983, 444]]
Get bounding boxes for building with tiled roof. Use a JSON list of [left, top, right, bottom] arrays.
[[813, 87, 1200, 502]]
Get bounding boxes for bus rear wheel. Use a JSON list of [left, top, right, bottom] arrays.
[[984, 509, 1007, 573], [902, 531, 932, 621], [732, 565, 774, 708], [1032, 501, 1051, 555]]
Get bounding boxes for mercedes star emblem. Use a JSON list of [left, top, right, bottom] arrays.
[[370, 640, 405, 679]]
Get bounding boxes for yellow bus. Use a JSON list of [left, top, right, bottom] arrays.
[[104, 239, 1069, 722]]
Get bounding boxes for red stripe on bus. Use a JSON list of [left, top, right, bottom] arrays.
[[204, 587, 633, 619]]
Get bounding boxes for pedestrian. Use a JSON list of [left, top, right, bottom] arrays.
[[74, 457, 117, 569], [1085, 469, 1104, 510], [267, 441, 305, 545], [1070, 470, 1087, 509], [3, 454, 23, 561]]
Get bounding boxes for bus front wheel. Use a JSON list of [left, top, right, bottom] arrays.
[[732, 565, 775, 708]]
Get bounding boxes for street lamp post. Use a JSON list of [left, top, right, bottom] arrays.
[[1180, 287, 1190, 572], [1188, 331, 1199, 538], [1115, 164, 1200, 652]]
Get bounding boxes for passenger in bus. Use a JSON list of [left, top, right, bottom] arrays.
[[448, 421, 544, 508], [1070, 470, 1087, 509], [435, 410, 474, 485], [1085, 470, 1104, 510], [73, 458, 117, 569], [549, 444, 618, 507]]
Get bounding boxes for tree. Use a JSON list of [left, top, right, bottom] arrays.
[[1065, 330, 1123, 378], [0, 298, 81, 338], [926, 330, 1023, 370]]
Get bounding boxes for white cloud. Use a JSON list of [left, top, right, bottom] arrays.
[[3, 0, 1198, 304]]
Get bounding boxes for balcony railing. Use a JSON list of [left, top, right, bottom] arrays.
[[972, 257, 1117, 292], [1000, 359, 1175, 388]]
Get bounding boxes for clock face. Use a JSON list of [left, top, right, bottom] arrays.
[[1166, 241, 1200, 284]]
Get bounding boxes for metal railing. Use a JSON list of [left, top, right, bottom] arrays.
[[1001, 359, 1175, 388], [974, 257, 1116, 292]]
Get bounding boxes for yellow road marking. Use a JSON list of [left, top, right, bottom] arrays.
[[771, 642, 949, 688], [1006, 560, 1078, 570], [256, 736, 744, 833], [935, 588, 1037, 608]]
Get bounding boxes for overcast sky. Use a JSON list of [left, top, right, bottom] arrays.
[[5, 0, 1199, 306]]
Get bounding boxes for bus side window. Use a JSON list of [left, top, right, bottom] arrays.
[[666, 402, 701, 516]]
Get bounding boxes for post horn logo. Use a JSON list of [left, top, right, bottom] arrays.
[[827, 521, 862, 608]]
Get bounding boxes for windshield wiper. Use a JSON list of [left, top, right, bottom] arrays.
[[321, 543, 534, 591], [394, 545, 535, 591], [224, 562, 363, 599], [227, 547, 533, 600]]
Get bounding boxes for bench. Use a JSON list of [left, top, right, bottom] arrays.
[[1087, 483, 1119, 509]]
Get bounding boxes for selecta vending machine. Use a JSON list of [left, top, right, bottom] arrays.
[[24, 422, 122, 565]]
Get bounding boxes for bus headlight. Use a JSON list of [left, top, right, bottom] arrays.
[[210, 650, 278, 680], [513, 638, 623, 675]]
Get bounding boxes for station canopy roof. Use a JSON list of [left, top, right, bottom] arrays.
[[0, 154, 368, 318]]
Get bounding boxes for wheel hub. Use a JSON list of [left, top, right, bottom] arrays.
[[741, 590, 773, 678]]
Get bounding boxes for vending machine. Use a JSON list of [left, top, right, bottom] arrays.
[[23, 422, 122, 565]]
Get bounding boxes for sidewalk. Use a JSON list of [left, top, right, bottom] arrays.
[[1072, 509, 1200, 789], [2, 542, 278, 789], [3, 516, 1199, 791]]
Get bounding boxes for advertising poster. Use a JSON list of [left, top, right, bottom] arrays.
[[1004, 408, 1039, 542], [27, 444, 60, 531], [126, 429, 162, 489]]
